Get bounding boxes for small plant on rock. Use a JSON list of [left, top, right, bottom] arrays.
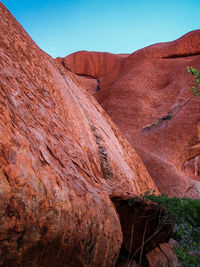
[[187, 66, 200, 99]]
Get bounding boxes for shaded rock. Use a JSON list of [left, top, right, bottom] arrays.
[[0, 3, 158, 266], [147, 247, 168, 267], [146, 243, 179, 267], [116, 253, 138, 267], [112, 196, 174, 265]]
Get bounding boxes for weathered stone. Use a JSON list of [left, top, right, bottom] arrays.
[[0, 3, 159, 266], [60, 30, 200, 198], [56, 51, 128, 79], [146, 243, 179, 267], [96, 30, 200, 198]]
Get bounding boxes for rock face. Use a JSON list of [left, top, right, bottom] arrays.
[[55, 51, 128, 96], [60, 30, 200, 198], [0, 3, 163, 266], [146, 243, 179, 267], [56, 51, 128, 79]]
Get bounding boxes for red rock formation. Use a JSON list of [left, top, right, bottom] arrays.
[[59, 31, 200, 198], [0, 3, 164, 266], [146, 243, 179, 267], [97, 30, 200, 198], [55, 51, 128, 96], [56, 51, 128, 79]]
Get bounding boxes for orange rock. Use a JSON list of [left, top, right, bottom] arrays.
[[60, 30, 200, 198], [0, 3, 158, 266], [96, 30, 200, 198], [55, 51, 128, 96], [146, 243, 179, 267], [56, 51, 128, 79]]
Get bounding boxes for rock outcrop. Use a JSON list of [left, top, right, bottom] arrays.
[[55, 51, 128, 95], [0, 3, 168, 266], [60, 30, 200, 198], [56, 51, 128, 79]]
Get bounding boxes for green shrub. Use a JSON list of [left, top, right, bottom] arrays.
[[187, 66, 200, 99]]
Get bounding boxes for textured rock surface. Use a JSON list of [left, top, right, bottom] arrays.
[[60, 30, 200, 198], [0, 3, 159, 266], [146, 243, 179, 267], [56, 51, 128, 96], [56, 51, 128, 79], [97, 30, 200, 198]]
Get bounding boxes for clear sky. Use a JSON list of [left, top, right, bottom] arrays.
[[1, 0, 200, 58]]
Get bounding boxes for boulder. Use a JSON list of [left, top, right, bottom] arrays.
[[0, 3, 161, 266], [146, 243, 179, 267]]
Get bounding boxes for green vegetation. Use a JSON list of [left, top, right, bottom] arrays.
[[187, 66, 200, 99], [139, 189, 200, 266]]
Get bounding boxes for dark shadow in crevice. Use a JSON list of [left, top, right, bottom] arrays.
[[96, 79, 101, 92], [111, 196, 174, 266], [162, 52, 200, 59]]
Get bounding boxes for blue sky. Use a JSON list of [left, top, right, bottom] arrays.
[[2, 0, 200, 58]]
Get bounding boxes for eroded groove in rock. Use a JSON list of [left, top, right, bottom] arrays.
[[162, 52, 200, 59], [90, 125, 113, 180]]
